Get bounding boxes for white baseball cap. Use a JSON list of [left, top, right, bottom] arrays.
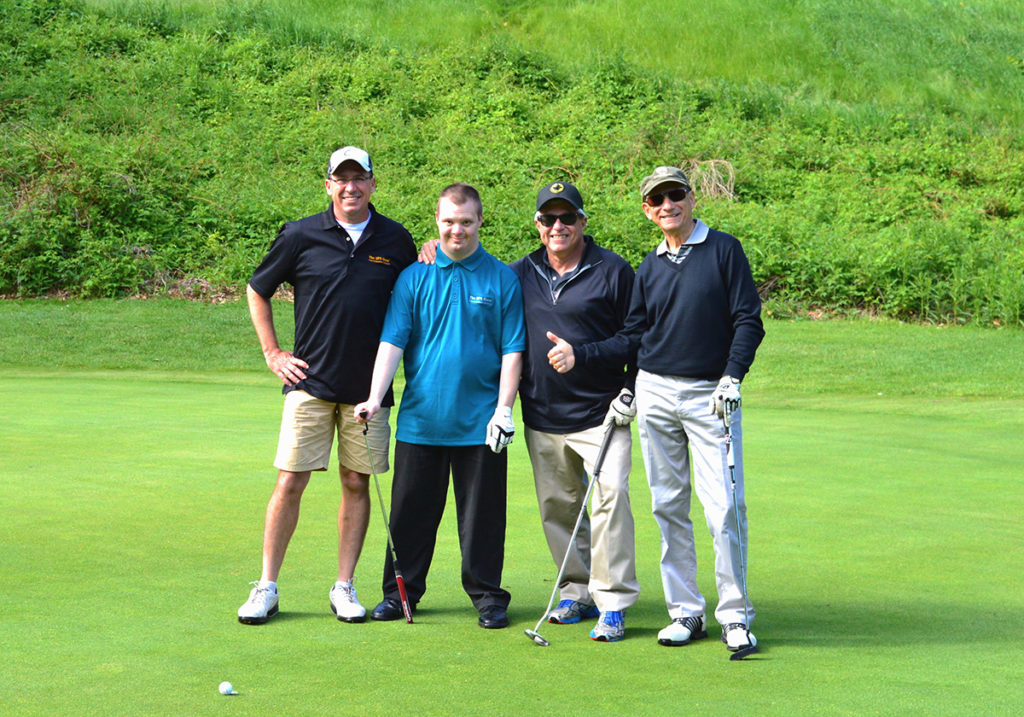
[[327, 146, 372, 176]]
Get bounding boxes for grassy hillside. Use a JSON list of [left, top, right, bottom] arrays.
[[2, 0, 1023, 325]]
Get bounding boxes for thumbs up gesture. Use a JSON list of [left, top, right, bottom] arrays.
[[546, 331, 576, 374]]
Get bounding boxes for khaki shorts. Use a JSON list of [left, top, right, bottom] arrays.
[[274, 390, 391, 474]]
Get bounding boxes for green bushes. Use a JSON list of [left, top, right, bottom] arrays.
[[1, 1, 1022, 324]]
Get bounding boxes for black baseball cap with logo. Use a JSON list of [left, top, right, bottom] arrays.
[[536, 181, 584, 212]]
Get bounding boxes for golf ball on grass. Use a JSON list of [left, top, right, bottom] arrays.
[[219, 681, 237, 695]]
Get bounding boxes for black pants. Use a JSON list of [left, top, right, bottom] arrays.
[[381, 441, 510, 611]]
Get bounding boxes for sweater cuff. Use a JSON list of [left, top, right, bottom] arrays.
[[723, 363, 747, 382]]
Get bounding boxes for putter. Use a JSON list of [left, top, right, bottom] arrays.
[[524, 421, 616, 647], [360, 411, 414, 624], [723, 406, 758, 660]]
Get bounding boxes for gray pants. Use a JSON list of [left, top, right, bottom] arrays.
[[524, 423, 640, 612], [635, 369, 754, 627]]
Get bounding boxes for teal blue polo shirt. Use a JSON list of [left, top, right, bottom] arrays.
[[381, 244, 526, 445]]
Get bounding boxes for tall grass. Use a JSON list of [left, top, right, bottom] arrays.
[[86, 0, 1024, 125], [4, 0, 1023, 324]]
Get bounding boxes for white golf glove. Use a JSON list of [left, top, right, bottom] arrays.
[[708, 376, 741, 421], [604, 388, 636, 427], [486, 406, 515, 453]]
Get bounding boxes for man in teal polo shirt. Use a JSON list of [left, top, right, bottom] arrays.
[[354, 183, 525, 629]]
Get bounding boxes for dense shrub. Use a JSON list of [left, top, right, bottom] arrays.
[[1, 1, 1021, 325]]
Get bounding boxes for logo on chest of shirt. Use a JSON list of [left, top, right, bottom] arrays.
[[368, 255, 391, 266], [468, 294, 494, 306]]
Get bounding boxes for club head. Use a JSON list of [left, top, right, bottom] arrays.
[[729, 644, 759, 661], [524, 629, 549, 647]]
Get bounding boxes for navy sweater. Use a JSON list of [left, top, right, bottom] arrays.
[[577, 227, 764, 381]]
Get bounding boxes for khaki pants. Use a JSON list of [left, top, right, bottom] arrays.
[[524, 423, 640, 612]]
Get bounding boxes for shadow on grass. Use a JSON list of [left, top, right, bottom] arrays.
[[270, 611, 325, 622], [759, 598, 1016, 648]]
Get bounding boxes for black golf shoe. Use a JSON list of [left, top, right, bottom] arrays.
[[478, 605, 509, 629], [371, 598, 409, 621]]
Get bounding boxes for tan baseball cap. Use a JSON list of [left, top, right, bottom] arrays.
[[639, 166, 692, 200]]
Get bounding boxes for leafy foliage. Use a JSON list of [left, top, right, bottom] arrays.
[[1, 0, 1022, 325]]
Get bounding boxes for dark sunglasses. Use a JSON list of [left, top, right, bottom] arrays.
[[645, 188, 689, 207], [536, 213, 581, 227]]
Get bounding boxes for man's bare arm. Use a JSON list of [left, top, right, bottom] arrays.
[[247, 284, 309, 385]]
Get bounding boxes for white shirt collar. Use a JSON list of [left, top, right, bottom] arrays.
[[338, 211, 372, 246], [656, 219, 708, 255]]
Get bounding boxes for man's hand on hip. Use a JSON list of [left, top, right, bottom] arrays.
[[265, 347, 309, 386]]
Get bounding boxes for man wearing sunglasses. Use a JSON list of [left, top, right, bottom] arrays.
[[511, 181, 640, 642], [549, 166, 764, 654], [238, 146, 416, 626]]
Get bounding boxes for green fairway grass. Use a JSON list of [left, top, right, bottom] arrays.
[[2, 301, 1023, 714]]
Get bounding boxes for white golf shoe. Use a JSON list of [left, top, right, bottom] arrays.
[[721, 622, 757, 651], [238, 582, 279, 624], [329, 580, 367, 623], [657, 615, 708, 646]]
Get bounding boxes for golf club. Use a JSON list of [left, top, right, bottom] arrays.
[[360, 411, 414, 624], [524, 421, 616, 647], [723, 406, 758, 660]]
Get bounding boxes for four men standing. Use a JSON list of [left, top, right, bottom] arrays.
[[241, 152, 764, 653]]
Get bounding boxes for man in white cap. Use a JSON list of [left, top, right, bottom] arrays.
[[238, 146, 416, 625], [548, 166, 765, 654]]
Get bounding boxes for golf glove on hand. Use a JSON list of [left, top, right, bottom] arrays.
[[604, 388, 636, 427], [486, 406, 515, 453], [709, 376, 741, 419]]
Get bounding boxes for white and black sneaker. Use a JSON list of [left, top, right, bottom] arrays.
[[657, 615, 708, 646], [721, 622, 757, 652], [329, 580, 367, 623], [238, 582, 279, 624]]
